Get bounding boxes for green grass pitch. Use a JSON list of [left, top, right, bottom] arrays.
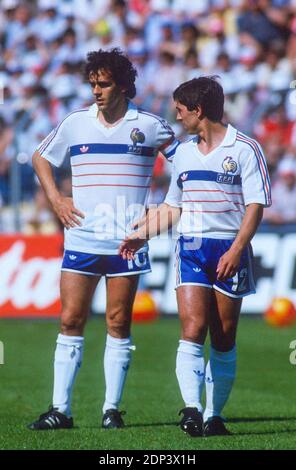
[[0, 316, 296, 450]]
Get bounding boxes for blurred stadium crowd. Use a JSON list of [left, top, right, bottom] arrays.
[[1, 0, 296, 233]]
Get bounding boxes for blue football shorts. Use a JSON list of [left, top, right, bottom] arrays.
[[61, 250, 151, 277], [175, 236, 256, 298]]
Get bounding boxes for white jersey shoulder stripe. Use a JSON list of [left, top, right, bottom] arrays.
[[138, 109, 170, 126], [236, 132, 271, 205], [38, 109, 88, 155]]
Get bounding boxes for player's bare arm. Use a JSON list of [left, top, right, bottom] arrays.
[[119, 203, 181, 260], [32, 151, 85, 229], [216, 203, 264, 281]]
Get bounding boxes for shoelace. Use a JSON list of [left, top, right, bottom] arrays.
[[39, 406, 59, 421]]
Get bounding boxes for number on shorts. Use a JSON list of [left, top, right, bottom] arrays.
[[232, 268, 248, 292]]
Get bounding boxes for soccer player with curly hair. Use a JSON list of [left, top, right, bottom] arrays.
[[28, 48, 179, 431]]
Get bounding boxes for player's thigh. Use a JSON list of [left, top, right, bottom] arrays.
[[176, 285, 212, 343], [209, 289, 242, 351], [105, 275, 139, 335], [60, 271, 100, 324]]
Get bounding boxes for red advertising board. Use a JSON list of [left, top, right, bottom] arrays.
[[0, 234, 63, 317]]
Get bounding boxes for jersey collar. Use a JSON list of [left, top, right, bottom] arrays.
[[125, 101, 138, 120], [192, 124, 237, 147], [220, 124, 237, 147], [87, 100, 138, 121]]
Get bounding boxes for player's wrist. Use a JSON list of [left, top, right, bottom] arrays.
[[48, 191, 62, 205], [137, 227, 149, 241], [229, 242, 244, 256]]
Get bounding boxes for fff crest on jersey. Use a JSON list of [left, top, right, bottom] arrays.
[[216, 156, 238, 184], [130, 128, 145, 147], [222, 156, 237, 174]]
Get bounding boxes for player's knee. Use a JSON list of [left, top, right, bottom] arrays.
[[107, 308, 131, 337], [210, 329, 236, 352], [60, 311, 85, 335], [181, 321, 208, 344]]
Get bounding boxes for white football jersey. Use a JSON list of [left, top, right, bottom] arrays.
[[164, 124, 271, 239], [38, 101, 179, 254]]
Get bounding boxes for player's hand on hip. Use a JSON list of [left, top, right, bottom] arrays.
[[216, 249, 241, 281], [52, 196, 85, 229], [119, 233, 146, 260]]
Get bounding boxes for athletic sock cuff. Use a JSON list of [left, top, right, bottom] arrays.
[[57, 334, 84, 346], [210, 345, 236, 362], [106, 334, 133, 350], [177, 340, 204, 356]]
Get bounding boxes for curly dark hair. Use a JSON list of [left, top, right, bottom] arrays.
[[84, 48, 137, 99], [173, 76, 224, 122]]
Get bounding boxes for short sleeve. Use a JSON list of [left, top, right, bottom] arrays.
[[154, 118, 180, 161], [240, 141, 272, 207], [164, 161, 183, 208], [37, 118, 70, 167]]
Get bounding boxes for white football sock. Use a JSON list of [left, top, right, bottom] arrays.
[[52, 334, 84, 417], [176, 340, 205, 412], [204, 346, 236, 423], [103, 334, 134, 414]]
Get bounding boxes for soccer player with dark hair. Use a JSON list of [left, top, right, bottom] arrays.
[[120, 76, 272, 437], [27, 48, 179, 430]]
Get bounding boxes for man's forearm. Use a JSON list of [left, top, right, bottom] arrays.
[[231, 203, 264, 253], [138, 203, 181, 240], [32, 151, 84, 228], [32, 151, 61, 204]]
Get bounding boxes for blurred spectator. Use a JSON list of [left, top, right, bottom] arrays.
[[256, 44, 293, 93], [264, 158, 296, 224], [183, 48, 203, 81], [198, 14, 240, 71], [52, 28, 84, 67], [255, 105, 294, 152], [23, 185, 61, 234], [0, 117, 13, 205], [237, 0, 289, 49], [179, 22, 199, 59], [4, 2, 33, 49], [144, 51, 185, 120], [159, 21, 179, 57]]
